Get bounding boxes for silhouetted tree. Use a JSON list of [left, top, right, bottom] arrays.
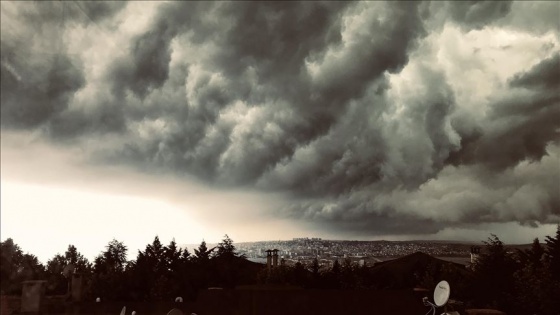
[[310, 258, 320, 275], [64, 245, 91, 273], [293, 262, 307, 287], [90, 239, 128, 300], [45, 245, 92, 295], [180, 246, 190, 262], [542, 226, 560, 314], [193, 240, 211, 263], [128, 250, 151, 300], [215, 235, 237, 259], [213, 235, 244, 288], [127, 236, 176, 300], [340, 258, 357, 289], [513, 238, 553, 314], [471, 235, 517, 313], [45, 254, 68, 294], [152, 238, 185, 299], [146, 236, 166, 273], [323, 259, 341, 289], [1, 238, 24, 294], [191, 240, 212, 291], [20, 253, 45, 282], [176, 245, 196, 300], [308, 257, 320, 288], [332, 259, 341, 275], [0, 239, 45, 294], [166, 239, 182, 271], [100, 239, 128, 274], [545, 225, 560, 282], [528, 238, 545, 269]]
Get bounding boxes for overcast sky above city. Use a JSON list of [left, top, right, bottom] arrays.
[[1, 1, 559, 262]]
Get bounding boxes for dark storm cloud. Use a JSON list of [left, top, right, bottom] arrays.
[[72, 1, 127, 23], [1, 53, 84, 129], [497, 1, 560, 36], [102, 1, 425, 185], [4, 1, 125, 26], [446, 1, 513, 30], [0, 1, 126, 132], [1, 1, 559, 236], [281, 197, 446, 235], [510, 53, 560, 91], [447, 53, 560, 170], [107, 1, 204, 96], [111, 26, 175, 100]]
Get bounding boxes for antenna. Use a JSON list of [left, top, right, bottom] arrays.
[[433, 280, 450, 307]]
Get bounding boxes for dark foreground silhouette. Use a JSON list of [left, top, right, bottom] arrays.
[[2, 288, 425, 315], [2, 228, 560, 315]]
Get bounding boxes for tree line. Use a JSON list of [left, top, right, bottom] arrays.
[[0, 235, 250, 301], [1, 228, 559, 315]]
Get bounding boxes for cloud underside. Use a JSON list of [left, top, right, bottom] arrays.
[[1, 1, 559, 235]]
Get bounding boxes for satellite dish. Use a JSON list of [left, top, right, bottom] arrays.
[[166, 308, 184, 315], [175, 296, 183, 303], [433, 280, 450, 307], [119, 306, 126, 315]]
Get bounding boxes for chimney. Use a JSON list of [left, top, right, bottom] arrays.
[[470, 246, 481, 266], [21, 280, 47, 313], [266, 250, 272, 269], [71, 273, 83, 301], [272, 249, 279, 267]]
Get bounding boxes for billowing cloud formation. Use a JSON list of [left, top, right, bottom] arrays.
[[1, 1, 559, 235]]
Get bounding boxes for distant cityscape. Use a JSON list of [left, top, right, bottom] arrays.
[[186, 238, 484, 269]]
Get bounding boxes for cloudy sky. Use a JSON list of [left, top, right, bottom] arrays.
[[1, 1, 559, 262]]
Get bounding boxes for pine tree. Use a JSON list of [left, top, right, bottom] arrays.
[[145, 236, 166, 274], [165, 238, 182, 272], [545, 225, 560, 282], [472, 234, 517, 313], [215, 235, 237, 259], [528, 238, 544, 270], [194, 240, 211, 263], [543, 225, 560, 313], [180, 247, 191, 262]]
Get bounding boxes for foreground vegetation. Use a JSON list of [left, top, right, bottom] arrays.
[[1, 227, 559, 315]]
